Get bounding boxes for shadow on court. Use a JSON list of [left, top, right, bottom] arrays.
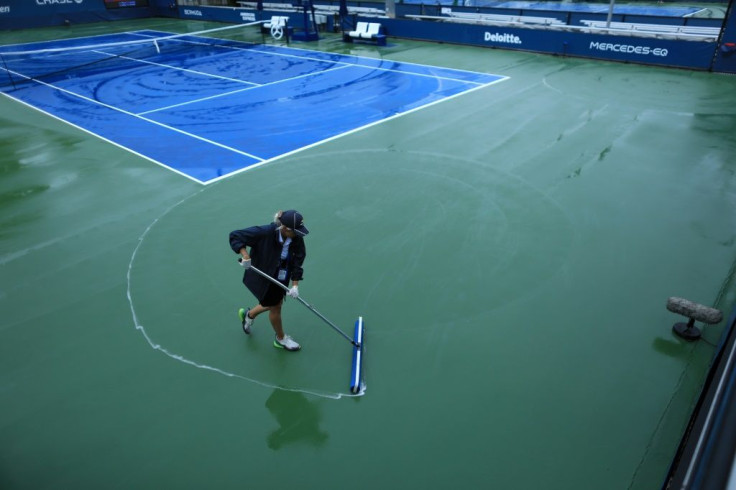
[[265, 389, 329, 450]]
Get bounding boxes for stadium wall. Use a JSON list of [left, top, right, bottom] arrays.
[[393, 3, 723, 28], [178, 5, 726, 72], [0, 0, 175, 30], [1, 1, 733, 73], [376, 17, 718, 70]]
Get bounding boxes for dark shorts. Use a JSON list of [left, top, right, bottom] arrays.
[[260, 282, 286, 307]]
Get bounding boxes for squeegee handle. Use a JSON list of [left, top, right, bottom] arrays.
[[245, 263, 359, 347]]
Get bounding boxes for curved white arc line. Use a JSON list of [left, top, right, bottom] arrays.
[[126, 189, 364, 399]]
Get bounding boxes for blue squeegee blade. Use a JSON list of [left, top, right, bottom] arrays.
[[350, 316, 364, 393]]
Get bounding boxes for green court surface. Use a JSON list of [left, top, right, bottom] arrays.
[[2, 18, 736, 490]]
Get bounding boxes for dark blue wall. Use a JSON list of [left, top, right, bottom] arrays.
[[178, 6, 719, 71], [176, 4, 266, 24], [175, 5, 335, 31], [378, 17, 718, 70], [711, 0, 736, 72], [393, 3, 724, 28], [0, 0, 175, 30], [2, 1, 733, 73]]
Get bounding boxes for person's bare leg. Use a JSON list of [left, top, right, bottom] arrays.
[[248, 304, 270, 321], [268, 302, 286, 340]]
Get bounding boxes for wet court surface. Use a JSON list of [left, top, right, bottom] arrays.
[[1, 30, 505, 183], [1, 18, 735, 489]]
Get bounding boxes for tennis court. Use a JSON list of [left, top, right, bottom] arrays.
[[1, 16, 736, 490], [1, 26, 505, 183]]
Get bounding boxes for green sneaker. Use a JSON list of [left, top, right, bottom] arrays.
[[273, 335, 300, 351], [238, 308, 253, 335]]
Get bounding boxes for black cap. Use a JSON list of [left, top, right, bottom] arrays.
[[280, 210, 309, 236]]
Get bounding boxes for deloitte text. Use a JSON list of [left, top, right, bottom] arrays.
[[589, 42, 668, 57], [484, 32, 522, 45]]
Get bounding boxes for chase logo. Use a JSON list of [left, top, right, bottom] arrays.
[[36, 0, 84, 4]]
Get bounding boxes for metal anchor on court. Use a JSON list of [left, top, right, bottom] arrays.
[[666, 297, 723, 341]]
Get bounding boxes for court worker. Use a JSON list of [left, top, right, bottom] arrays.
[[229, 210, 309, 351]]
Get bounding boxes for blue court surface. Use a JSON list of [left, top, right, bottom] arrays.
[[0, 30, 507, 184]]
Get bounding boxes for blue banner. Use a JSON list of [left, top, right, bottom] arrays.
[[2, 0, 109, 18], [178, 5, 262, 24], [0, 0, 157, 29], [378, 18, 717, 70]]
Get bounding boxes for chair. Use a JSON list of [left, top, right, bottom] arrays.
[[348, 22, 369, 39]]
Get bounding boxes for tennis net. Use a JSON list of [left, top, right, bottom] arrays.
[[0, 21, 264, 91]]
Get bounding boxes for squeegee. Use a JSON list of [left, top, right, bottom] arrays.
[[242, 262, 365, 393], [350, 317, 364, 394]]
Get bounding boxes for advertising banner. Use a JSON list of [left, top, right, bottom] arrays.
[[380, 18, 717, 70], [0, 0, 154, 29]]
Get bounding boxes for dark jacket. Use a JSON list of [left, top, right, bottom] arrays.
[[229, 223, 306, 301]]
